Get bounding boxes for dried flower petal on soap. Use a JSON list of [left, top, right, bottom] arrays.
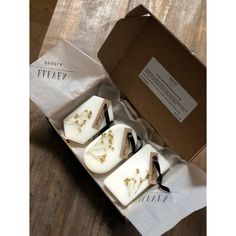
[[64, 109, 92, 132], [88, 130, 114, 163], [123, 169, 149, 197]]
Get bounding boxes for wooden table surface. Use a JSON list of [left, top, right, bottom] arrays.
[[30, 0, 206, 235]]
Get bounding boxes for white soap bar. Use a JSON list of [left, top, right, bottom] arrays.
[[84, 124, 137, 174], [63, 96, 114, 144], [104, 144, 170, 206]]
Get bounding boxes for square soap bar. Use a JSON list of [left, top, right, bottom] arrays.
[[104, 144, 170, 206], [84, 124, 137, 174], [63, 96, 114, 144]]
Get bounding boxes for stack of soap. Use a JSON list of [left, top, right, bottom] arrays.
[[104, 144, 170, 206], [84, 124, 137, 174], [63, 96, 114, 144]]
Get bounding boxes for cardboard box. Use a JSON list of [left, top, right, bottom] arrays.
[[30, 5, 206, 235], [98, 4, 206, 162]]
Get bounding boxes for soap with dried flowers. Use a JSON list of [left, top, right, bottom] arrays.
[[83, 124, 137, 174], [63, 96, 114, 144], [104, 144, 170, 206]]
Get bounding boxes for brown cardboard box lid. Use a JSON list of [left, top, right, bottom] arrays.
[[98, 5, 206, 162]]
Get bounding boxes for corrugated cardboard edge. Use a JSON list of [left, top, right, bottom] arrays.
[[189, 144, 206, 163]]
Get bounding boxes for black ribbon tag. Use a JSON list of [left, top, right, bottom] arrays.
[[103, 103, 111, 128], [152, 155, 170, 193], [127, 132, 143, 155]]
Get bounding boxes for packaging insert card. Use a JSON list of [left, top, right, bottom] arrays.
[[139, 57, 198, 123]]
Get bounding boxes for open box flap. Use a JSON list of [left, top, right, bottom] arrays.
[[98, 5, 206, 161]]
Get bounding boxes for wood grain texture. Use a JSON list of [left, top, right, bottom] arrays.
[[31, 0, 206, 235], [30, 0, 58, 62]]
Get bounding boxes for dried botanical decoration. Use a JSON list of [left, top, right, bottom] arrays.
[[123, 168, 149, 197], [88, 130, 115, 163], [64, 109, 92, 132]]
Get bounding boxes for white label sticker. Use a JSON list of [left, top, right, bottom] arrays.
[[139, 57, 198, 122]]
